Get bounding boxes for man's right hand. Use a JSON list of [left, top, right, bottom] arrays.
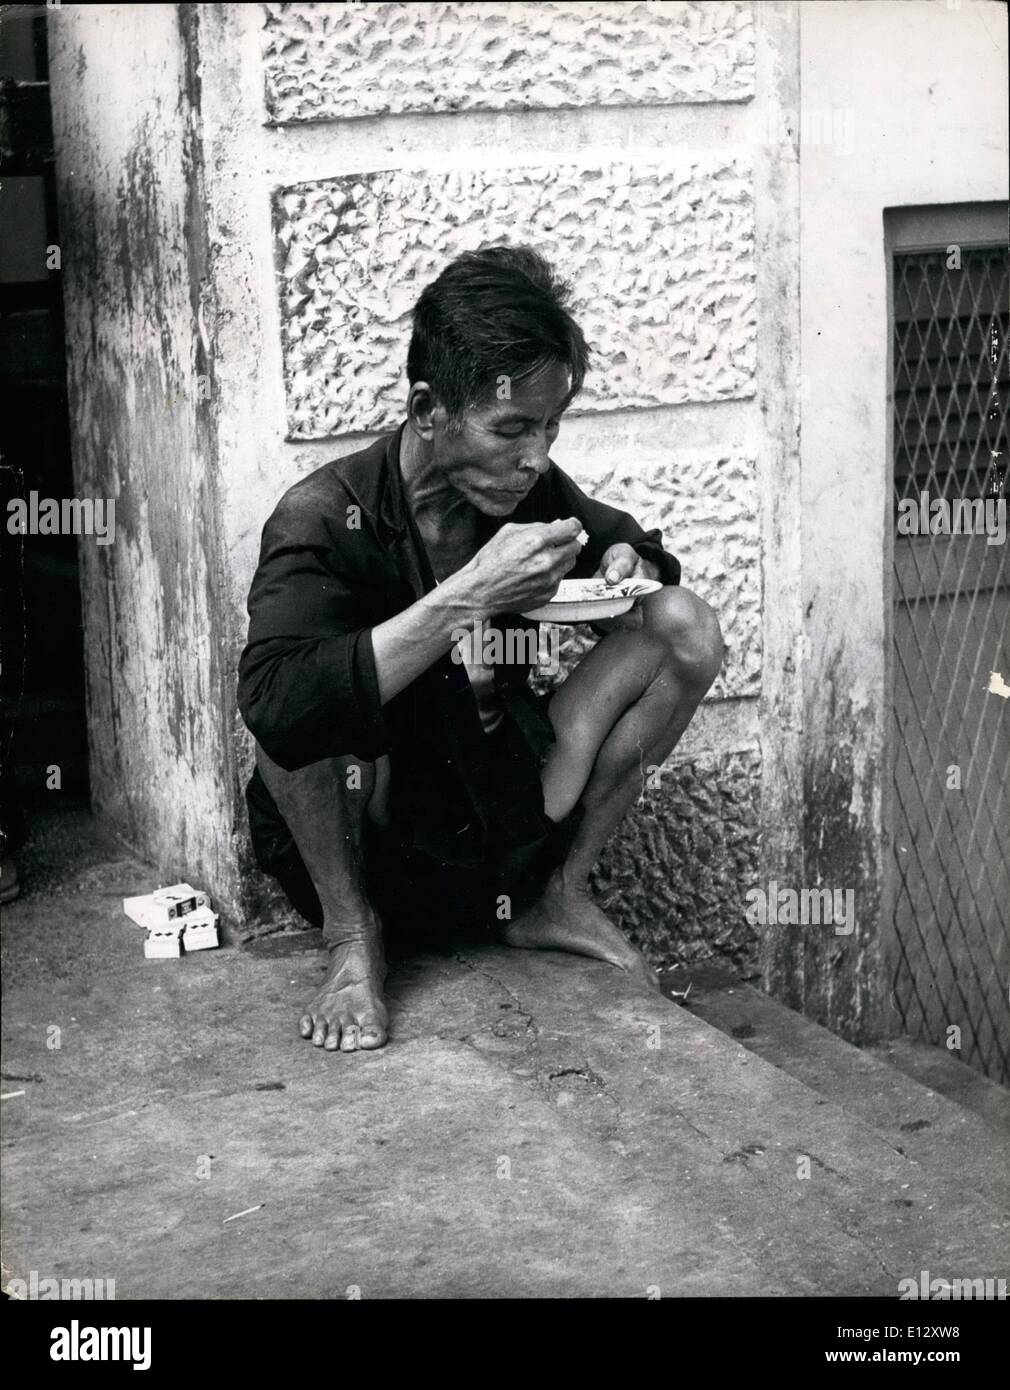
[[371, 518, 582, 706], [449, 517, 583, 616]]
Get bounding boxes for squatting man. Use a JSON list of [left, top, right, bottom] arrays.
[[239, 246, 723, 1053]]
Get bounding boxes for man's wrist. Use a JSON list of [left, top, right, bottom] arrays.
[[420, 574, 484, 633]]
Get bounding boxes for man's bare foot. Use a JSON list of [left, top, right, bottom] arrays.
[[500, 874, 660, 993], [299, 934, 389, 1052]]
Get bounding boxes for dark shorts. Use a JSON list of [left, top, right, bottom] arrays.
[[246, 698, 583, 945], [268, 818, 577, 948]]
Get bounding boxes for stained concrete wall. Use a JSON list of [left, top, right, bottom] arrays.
[[46, 4, 236, 899], [798, 0, 1008, 1039], [49, 4, 802, 979]]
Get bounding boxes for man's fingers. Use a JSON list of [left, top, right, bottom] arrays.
[[601, 545, 638, 584], [545, 547, 581, 584], [542, 517, 582, 545], [539, 537, 581, 569]]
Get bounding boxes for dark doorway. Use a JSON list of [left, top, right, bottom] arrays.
[[1, 3, 89, 896]]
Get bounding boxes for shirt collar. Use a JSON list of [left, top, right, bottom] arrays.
[[376, 422, 409, 541]]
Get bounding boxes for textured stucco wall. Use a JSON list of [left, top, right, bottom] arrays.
[[569, 452, 762, 701], [46, 4, 235, 900], [261, 0, 756, 121], [592, 747, 762, 969], [275, 156, 756, 437]]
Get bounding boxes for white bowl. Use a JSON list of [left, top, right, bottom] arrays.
[[522, 577, 662, 624]]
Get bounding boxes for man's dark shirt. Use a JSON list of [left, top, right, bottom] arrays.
[[238, 423, 681, 874]]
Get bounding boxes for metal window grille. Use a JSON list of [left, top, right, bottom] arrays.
[[891, 242, 1009, 1083]]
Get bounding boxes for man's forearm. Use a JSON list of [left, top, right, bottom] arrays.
[[370, 576, 482, 705]]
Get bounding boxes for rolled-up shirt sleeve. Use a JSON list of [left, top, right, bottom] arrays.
[[237, 485, 393, 771], [549, 467, 682, 586]]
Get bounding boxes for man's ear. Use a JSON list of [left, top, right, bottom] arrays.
[[406, 381, 438, 442]]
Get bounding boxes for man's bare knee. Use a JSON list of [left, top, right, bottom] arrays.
[[641, 587, 723, 690]]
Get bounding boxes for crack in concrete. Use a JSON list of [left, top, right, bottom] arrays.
[[444, 953, 909, 1286], [808, 1152, 847, 1181], [450, 951, 537, 1035], [449, 951, 625, 1133], [722, 1141, 767, 1165], [547, 1067, 605, 1087]]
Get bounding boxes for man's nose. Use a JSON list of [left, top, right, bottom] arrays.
[[519, 436, 551, 475]]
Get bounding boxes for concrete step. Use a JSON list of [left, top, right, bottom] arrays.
[[7, 920, 1002, 1299], [452, 946, 1008, 1291], [4, 806, 1006, 1298], [684, 975, 1009, 1210], [393, 951, 888, 1294], [868, 1036, 1010, 1136], [4, 934, 779, 1297], [1, 881, 830, 1298], [3, 1038, 779, 1299]]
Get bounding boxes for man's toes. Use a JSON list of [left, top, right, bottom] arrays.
[[339, 1022, 360, 1052], [312, 1017, 329, 1047], [299, 1012, 314, 1039], [358, 1017, 387, 1050], [323, 1025, 342, 1051]]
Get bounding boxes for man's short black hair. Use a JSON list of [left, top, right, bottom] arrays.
[[406, 245, 590, 426]]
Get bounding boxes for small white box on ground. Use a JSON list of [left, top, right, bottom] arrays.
[[124, 896, 157, 929], [127, 884, 217, 957], [181, 907, 219, 952], [124, 883, 209, 929], [144, 925, 183, 959]]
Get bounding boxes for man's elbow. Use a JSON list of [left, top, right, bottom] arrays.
[[237, 669, 296, 771], [238, 701, 286, 770]]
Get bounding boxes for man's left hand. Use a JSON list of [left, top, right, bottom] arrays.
[[591, 544, 659, 633], [599, 543, 657, 586]]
